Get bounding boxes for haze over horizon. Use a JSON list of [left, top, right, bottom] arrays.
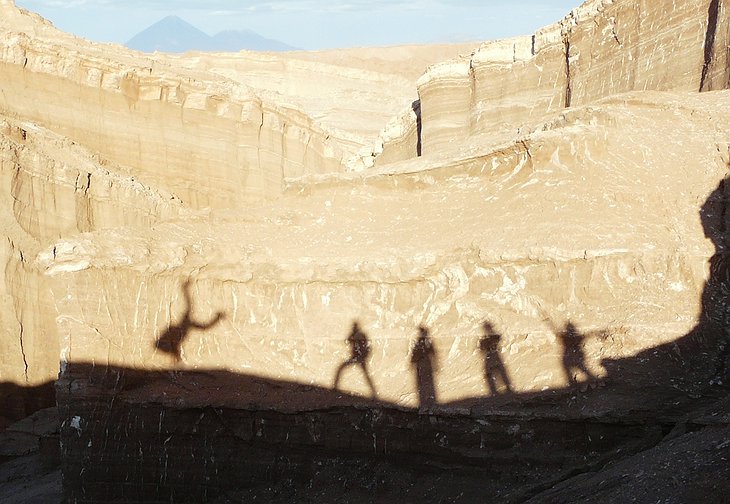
[[15, 0, 581, 50]]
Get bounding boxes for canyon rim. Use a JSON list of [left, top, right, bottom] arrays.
[[1, 0, 730, 502]]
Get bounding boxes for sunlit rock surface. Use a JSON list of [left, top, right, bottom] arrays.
[[0, 0, 474, 404], [0, 0, 729, 501], [42, 91, 730, 407], [381, 0, 730, 160], [0, 1, 473, 209]]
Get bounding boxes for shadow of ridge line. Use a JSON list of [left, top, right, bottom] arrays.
[[54, 351, 722, 419], [0, 380, 56, 427]]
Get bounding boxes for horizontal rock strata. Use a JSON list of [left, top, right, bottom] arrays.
[[379, 0, 730, 162], [45, 92, 730, 407], [0, 0, 729, 501]]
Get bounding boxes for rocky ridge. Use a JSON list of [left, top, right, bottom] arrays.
[[0, 0, 729, 502], [378, 0, 730, 162]]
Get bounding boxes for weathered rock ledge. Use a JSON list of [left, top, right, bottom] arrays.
[[378, 0, 730, 162]]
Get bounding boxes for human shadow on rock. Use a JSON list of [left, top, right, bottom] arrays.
[[603, 178, 730, 394], [154, 279, 226, 362], [601, 176, 730, 391], [479, 321, 513, 395], [332, 321, 377, 399], [558, 321, 597, 387], [540, 312, 599, 388], [701, 177, 730, 384], [411, 325, 437, 409]]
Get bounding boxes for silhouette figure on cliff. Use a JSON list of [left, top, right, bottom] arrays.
[[479, 321, 513, 395], [333, 322, 377, 398], [557, 321, 596, 387], [411, 326, 437, 409], [541, 311, 597, 387], [154, 279, 225, 362], [700, 177, 730, 385]]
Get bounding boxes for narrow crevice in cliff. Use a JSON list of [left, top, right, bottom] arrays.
[[18, 322, 29, 383], [412, 100, 422, 157], [700, 0, 721, 92], [256, 110, 265, 175], [564, 36, 572, 108], [518, 139, 533, 164], [468, 58, 478, 137]]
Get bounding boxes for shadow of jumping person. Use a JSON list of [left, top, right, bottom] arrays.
[[411, 326, 437, 410], [479, 321, 513, 395], [333, 322, 377, 399], [558, 321, 597, 387], [154, 279, 226, 362]]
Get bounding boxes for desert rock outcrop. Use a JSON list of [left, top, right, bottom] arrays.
[[43, 90, 730, 406], [380, 0, 730, 161], [0, 0, 729, 501], [0, 0, 474, 408]]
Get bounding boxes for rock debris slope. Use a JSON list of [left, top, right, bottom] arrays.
[[0, 0, 729, 502]]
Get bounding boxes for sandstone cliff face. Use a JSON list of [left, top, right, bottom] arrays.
[[0, 0, 474, 405], [0, 33, 337, 208], [380, 0, 730, 161], [42, 91, 730, 407], [0, 117, 189, 398], [0, 2, 445, 210], [1, 0, 730, 500]]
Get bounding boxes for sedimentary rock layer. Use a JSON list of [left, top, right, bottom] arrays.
[[0, 0, 475, 403], [45, 91, 730, 407], [1, 0, 729, 500], [381, 0, 730, 160], [0, 1, 460, 208], [0, 116, 188, 401]]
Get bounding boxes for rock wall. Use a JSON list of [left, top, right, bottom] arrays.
[[1, 0, 729, 500], [0, 117, 187, 417], [56, 363, 664, 503], [0, 5, 365, 210], [48, 88, 730, 497], [380, 0, 730, 160], [43, 92, 730, 407], [0, 120, 184, 241]]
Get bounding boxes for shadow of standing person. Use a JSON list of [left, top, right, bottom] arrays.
[[154, 279, 226, 362], [411, 326, 437, 410], [699, 177, 730, 385], [479, 321, 513, 395], [333, 322, 377, 399], [558, 321, 597, 387]]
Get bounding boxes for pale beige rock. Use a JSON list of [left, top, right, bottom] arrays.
[[0, 2, 477, 206], [385, 0, 730, 160], [0, 0, 476, 394], [41, 91, 730, 407], [0, 117, 189, 388], [0, 0, 729, 415]]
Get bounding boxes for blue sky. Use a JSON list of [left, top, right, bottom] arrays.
[[15, 0, 582, 50]]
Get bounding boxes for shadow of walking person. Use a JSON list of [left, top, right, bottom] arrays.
[[479, 321, 513, 395], [558, 321, 597, 388], [411, 326, 437, 411], [154, 279, 226, 363], [333, 321, 377, 399]]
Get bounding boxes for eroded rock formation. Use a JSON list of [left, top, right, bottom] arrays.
[[0, 0, 729, 501], [0, 0, 473, 414], [379, 0, 730, 161], [43, 91, 730, 407]]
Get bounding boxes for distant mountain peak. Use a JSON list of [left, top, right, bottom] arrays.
[[126, 16, 298, 53]]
